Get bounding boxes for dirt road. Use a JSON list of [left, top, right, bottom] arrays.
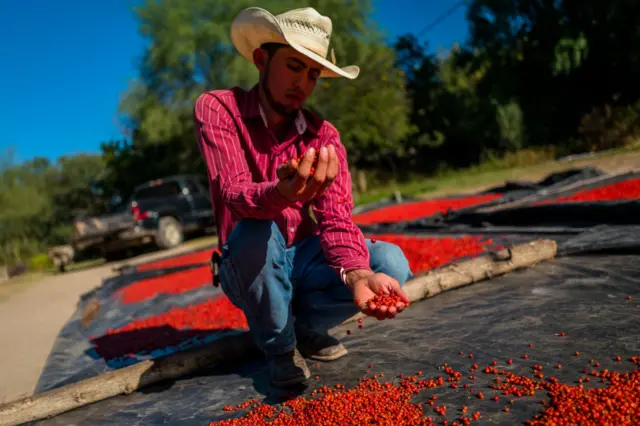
[[0, 243, 214, 403]]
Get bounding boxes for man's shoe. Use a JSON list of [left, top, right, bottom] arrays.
[[295, 325, 348, 361], [267, 348, 311, 387]]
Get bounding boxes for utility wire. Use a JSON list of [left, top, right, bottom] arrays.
[[415, 0, 469, 38]]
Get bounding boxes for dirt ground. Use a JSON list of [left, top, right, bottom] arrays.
[[1, 150, 640, 405], [0, 243, 215, 403]]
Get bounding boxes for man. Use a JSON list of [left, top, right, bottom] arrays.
[[194, 6, 413, 387]]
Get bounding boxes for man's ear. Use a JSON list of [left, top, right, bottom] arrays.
[[253, 48, 268, 73]]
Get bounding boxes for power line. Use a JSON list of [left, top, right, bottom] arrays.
[[415, 0, 469, 39]]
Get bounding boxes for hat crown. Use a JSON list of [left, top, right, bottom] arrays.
[[276, 8, 332, 57]]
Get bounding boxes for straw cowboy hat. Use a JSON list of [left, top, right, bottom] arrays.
[[230, 7, 360, 80]]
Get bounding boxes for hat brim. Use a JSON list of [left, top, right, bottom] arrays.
[[230, 7, 360, 79]]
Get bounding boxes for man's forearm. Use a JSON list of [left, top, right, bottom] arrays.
[[221, 179, 292, 220]]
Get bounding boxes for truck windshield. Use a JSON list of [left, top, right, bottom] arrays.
[[134, 181, 182, 200]]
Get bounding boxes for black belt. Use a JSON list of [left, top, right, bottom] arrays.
[[210, 248, 222, 287]]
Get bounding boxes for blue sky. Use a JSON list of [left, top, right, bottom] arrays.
[[0, 1, 469, 163]]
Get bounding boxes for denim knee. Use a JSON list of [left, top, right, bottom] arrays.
[[368, 240, 413, 285], [225, 219, 286, 256]]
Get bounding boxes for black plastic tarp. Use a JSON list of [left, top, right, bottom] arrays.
[[31, 249, 640, 425]]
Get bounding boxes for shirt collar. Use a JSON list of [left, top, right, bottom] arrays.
[[259, 103, 307, 135]]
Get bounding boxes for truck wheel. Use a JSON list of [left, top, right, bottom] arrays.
[[156, 216, 184, 249]]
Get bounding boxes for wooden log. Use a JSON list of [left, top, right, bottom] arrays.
[[340, 239, 558, 325], [0, 239, 557, 426], [0, 333, 257, 426]]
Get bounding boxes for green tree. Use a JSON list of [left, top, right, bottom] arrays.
[[394, 36, 501, 170], [114, 0, 412, 182], [0, 150, 107, 265], [466, 0, 640, 148]]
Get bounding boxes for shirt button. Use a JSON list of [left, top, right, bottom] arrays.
[[289, 227, 295, 233]]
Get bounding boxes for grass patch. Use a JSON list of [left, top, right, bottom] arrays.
[[354, 143, 640, 206]]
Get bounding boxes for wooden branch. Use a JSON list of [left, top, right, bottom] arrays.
[[0, 333, 257, 426], [341, 239, 558, 325], [0, 239, 557, 426]]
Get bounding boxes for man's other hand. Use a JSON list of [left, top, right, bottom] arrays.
[[276, 145, 338, 203]]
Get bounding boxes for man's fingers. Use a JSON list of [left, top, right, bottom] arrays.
[[299, 146, 328, 200], [291, 148, 315, 192], [311, 146, 329, 182], [391, 281, 410, 304], [326, 145, 339, 180], [310, 145, 338, 199]]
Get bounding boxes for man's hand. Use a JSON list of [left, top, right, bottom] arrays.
[[276, 145, 338, 203], [347, 270, 410, 320]]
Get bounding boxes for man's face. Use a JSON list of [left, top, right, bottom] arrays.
[[257, 46, 322, 117]]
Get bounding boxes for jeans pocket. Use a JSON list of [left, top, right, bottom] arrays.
[[219, 245, 244, 310]]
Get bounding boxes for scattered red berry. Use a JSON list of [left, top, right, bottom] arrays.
[[116, 265, 212, 304], [538, 177, 640, 204], [90, 295, 247, 360], [353, 194, 503, 225], [136, 248, 213, 272]]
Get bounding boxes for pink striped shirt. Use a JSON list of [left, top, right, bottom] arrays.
[[194, 84, 371, 280]]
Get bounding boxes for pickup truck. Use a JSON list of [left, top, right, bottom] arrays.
[[71, 174, 215, 262]]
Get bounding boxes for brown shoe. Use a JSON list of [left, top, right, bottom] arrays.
[[267, 348, 311, 387], [295, 325, 348, 361]]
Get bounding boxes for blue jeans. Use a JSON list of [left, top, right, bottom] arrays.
[[219, 219, 413, 357]]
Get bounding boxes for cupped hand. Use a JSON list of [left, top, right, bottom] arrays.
[[352, 272, 410, 320]]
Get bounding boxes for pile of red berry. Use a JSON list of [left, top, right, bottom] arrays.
[[115, 266, 211, 304], [366, 291, 404, 309], [136, 248, 213, 272], [537, 177, 640, 204], [282, 151, 320, 177], [352, 194, 503, 225], [213, 373, 445, 426], [367, 234, 496, 274], [210, 349, 640, 425], [90, 295, 248, 360]]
